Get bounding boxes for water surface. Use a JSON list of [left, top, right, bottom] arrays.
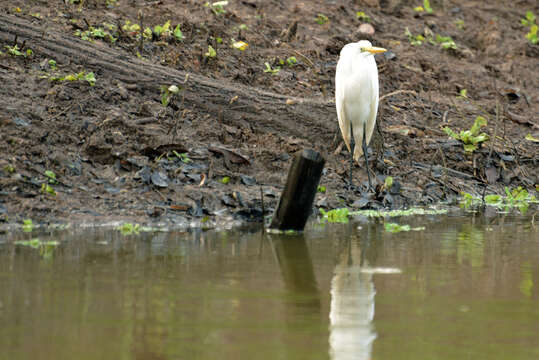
[[1, 213, 537, 359]]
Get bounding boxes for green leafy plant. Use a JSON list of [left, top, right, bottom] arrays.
[[160, 84, 181, 107], [41, 183, 56, 196], [443, 116, 489, 152], [48, 59, 57, 70], [22, 219, 34, 232], [44, 170, 57, 184], [460, 187, 536, 214], [205, 45, 217, 58], [315, 13, 329, 25], [317, 185, 326, 193], [74, 26, 116, 43], [4, 44, 33, 57], [206, 1, 228, 15], [173, 150, 192, 163], [383, 176, 394, 191], [356, 11, 371, 22], [405, 27, 425, 46], [49, 71, 96, 86], [220, 176, 230, 184], [521, 11, 538, 44], [263, 62, 280, 74], [118, 222, 140, 235], [319, 208, 349, 223], [286, 56, 297, 66], [434, 34, 457, 50], [414, 0, 433, 13], [173, 24, 184, 41]]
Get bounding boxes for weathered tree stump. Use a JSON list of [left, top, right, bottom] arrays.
[[270, 149, 325, 231]]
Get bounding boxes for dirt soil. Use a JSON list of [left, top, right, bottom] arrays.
[[0, 0, 537, 228]]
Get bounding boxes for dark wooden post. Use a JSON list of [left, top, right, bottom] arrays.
[[270, 149, 325, 231]]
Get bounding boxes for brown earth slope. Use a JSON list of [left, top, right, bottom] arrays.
[[0, 0, 537, 227]]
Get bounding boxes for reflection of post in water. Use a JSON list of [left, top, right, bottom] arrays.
[[270, 234, 321, 310], [329, 237, 376, 360]]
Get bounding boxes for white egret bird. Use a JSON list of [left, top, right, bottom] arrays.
[[335, 40, 386, 189]]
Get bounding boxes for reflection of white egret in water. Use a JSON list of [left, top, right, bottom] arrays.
[[329, 239, 376, 360]]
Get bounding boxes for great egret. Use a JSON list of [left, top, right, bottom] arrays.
[[335, 40, 386, 189]]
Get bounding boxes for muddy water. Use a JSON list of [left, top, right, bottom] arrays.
[[1, 213, 538, 360]]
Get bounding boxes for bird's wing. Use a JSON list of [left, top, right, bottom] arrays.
[[335, 64, 351, 152], [365, 67, 379, 145]]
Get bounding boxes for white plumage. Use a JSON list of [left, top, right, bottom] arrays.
[[335, 40, 385, 161]]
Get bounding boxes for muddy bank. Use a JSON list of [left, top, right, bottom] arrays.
[[0, 0, 537, 228]]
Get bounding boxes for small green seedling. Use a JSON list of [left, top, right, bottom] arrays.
[[525, 133, 539, 142], [356, 11, 371, 22], [173, 25, 184, 41], [454, 19, 465, 30], [4, 45, 33, 57], [414, 0, 433, 13], [45, 170, 57, 184], [75, 27, 116, 43], [160, 84, 181, 107], [263, 62, 280, 74], [153, 20, 172, 38], [317, 185, 326, 193], [315, 13, 329, 25], [173, 150, 192, 163], [4, 165, 15, 173], [22, 219, 34, 232], [220, 176, 230, 184], [205, 45, 217, 58], [521, 11, 538, 44], [286, 56, 297, 66], [457, 89, 467, 98], [320, 208, 349, 223], [405, 27, 425, 46], [443, 116, 489, 152], [384, 176, 393, 190], [206, 1, 228, 15], [48, 59, 57, 70], [50, 71, 96, 86], [435, 34, 457, 50], [118, 222, 140, 235], [41, 183, 56, 196]]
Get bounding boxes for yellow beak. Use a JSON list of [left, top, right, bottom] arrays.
[[365, 46, 387, 54]]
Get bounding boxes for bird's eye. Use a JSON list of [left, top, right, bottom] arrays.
[[360, 47, 366, 52]]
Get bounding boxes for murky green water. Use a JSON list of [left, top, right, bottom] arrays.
[[1, 213, 538, 360]]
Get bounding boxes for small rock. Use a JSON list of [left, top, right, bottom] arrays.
[[384, 51, 397, 61], [151, 171, 169, 188], [12, 117, 30, 127], [358, 23, 375, 36], [240, 175, 256, 186], [135, 166, 151, 184]]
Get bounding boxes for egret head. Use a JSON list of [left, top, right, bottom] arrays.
[[356, 40, 387, 56]]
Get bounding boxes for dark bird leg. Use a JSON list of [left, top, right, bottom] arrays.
[[362, 122, 373, 191], [348, 121, 355, 190]]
